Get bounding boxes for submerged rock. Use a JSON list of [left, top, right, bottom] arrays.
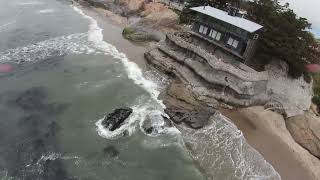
[[103, 145, 119, 158], [102, 107, 133, 131], [11, 87, 69, 115], [15, 87, 47, 111]]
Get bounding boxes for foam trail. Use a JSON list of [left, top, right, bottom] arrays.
[[0, 33, 97, 63], [72, 6, 164, 108], [38, 9, 55, 14], [0, 21, 16, 32], [18, 1, 44, 6]]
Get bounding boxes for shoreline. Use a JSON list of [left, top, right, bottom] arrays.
[[78, 2, 320, 180], [219, 107, 319, 180]]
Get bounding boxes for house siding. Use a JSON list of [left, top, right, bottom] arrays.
[[192, 13, 260, 62]]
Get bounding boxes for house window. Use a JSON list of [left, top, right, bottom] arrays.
[[199, 25, 208, 35], [227, 37, 239, 49], [209, 29, 221, 41]]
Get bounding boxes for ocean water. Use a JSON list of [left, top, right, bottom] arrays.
[[0, 0, 280, 180]]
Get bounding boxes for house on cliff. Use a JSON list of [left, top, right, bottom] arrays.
[[190, 6, 263, 63]]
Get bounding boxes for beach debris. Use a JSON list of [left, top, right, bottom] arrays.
[[102, 107, 133, 131]]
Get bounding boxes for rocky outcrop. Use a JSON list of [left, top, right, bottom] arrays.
[[122, 26, 162, 42], [102, 108, 133, 131], [145, 31, 312, 116], [162, 82, 215, 129], [165, 107, 215, 129], [145, 32, 269, 107], [122, 2, 179, 42], [265, 61, 312, 117], [287, 111, 320, 159], [140, 2, 179, 31]]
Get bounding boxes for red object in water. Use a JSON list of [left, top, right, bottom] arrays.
[[0, 64, 13, 73], [305, 64, 320, 73]]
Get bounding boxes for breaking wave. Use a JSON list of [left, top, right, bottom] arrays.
[[178, 113, 281, 180]]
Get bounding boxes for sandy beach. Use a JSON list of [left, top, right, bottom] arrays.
[[220, 108, 318, 180]]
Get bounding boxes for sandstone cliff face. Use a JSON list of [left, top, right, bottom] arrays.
[[145, 32, 270, 107], [287, 111, 320, 159], [118, 0, 144, 13], [140, 2, 179, 31]]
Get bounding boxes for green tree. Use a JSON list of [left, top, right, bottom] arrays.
[[246, 0, 320, 77]]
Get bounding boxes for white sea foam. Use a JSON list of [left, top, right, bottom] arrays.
[[38, 9, 55, 14], [18, 1, 44, 6], [0, 33, 98, 63]]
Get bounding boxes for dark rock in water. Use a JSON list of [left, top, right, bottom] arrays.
[[102, 107, 133, 131], [46, 103, 70, 115], [103, 145, 119, 158], [145, 127, 154, 134], [18, 114, 44, 127], [47, 121, 61, 137]]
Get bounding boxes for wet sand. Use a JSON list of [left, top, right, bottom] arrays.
[[220, 108, 316, 180], [78, 6, 150, 69]]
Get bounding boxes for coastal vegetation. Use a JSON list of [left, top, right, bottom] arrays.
[[180, 0, 320, 78]]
